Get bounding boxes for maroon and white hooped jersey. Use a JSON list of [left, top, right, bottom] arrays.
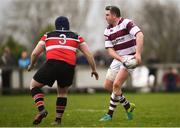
[[104, 18, 141, 56], [39, 30, 85, 65]]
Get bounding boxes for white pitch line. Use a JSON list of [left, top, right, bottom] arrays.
[[69, 109, 106, 112]]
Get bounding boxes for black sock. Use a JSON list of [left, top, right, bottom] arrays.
[[31, 87, 45, 112], [56, 97, 67, 121], [119, 94, 130, 110]]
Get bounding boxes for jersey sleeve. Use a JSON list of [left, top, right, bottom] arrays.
[[32, 41, 45, 56], [35, 33, 47, 48], [104, 29, 113, 49], [78, 35, 86, 45], [40, 33, 47, 42], [126, 20, 141, 36]]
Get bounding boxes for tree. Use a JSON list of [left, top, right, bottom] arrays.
[[139, 1, 180, 63], [2, 0, 90, 50], [0, 36, 26, 61]]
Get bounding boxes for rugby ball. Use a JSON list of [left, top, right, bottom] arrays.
[[122, 55, 138, 69]]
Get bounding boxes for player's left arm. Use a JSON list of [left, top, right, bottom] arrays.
[[28, 41, 45, 71], [127, 20, 144, 65], [79, 42, 99, 80], [135, 31, 144, 65]]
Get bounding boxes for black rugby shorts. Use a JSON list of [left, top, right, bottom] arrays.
[[33, 59, 75, 87]]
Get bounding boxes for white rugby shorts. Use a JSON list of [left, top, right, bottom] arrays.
[[106, 59, 134, 82]]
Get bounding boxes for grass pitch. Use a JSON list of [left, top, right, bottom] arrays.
[[0, 92, 180, 127]]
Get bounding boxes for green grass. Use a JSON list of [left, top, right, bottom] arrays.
[[0, 93, 180, 127]]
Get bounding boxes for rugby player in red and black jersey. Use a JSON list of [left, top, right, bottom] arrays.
[[28, 16, 99, 125]]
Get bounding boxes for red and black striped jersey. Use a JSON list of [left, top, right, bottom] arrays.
[[40, 30, 85, 65]]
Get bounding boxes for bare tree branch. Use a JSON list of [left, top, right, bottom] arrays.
[[139, 1, 180, 62]]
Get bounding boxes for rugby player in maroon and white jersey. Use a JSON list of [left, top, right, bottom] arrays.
[[28, 16, 99, 125], [99, 6, 144, 121]]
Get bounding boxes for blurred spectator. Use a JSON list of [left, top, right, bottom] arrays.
[[147, 52, 160, 88], [162, 67, 179, 92], [18, 50, 30, 89], [94, 50, 112, 67], [18, 50, 30, 69], [76, 55, 88, 65], [76, 49, 88, 65], [76, 50, 113, 66], [0, 47, 16, 94], [94, 50, 106, 66]]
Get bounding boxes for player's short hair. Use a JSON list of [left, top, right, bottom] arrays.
[[55, 16, 70, 30], [105, 6, 121, 17]]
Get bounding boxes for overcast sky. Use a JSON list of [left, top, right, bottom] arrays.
[[0, 0, 179, 16], [0, 0, 180, 50], [1, 0, 180, 19]]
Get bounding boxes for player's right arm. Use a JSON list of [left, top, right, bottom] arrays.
[[106, 48, 123, 62], [104, 29, 123, 62], [28, 40, 45, 71]]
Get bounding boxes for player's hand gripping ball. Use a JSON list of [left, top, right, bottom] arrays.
[[122, 55, 138, 69]]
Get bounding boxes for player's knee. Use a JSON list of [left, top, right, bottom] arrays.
[[58, 93, 67, 97], [104, 79, 113, 91], [104, 84, 109, 90], [57, 87, 68, 97], [30, 79, 43, 90], [30, 83, 36, 90], [104, 84, 112, 91], [113, 82, 120, 89]]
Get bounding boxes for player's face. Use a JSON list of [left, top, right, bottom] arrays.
[[105, 10, 116, 25]]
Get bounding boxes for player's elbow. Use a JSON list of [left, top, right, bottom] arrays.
[[31, 52, 38, 58], [137, 32, 144, 39], [84, 52, 93, 60], [104, 84, 112, 92], [107, 48, 114, 56]]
